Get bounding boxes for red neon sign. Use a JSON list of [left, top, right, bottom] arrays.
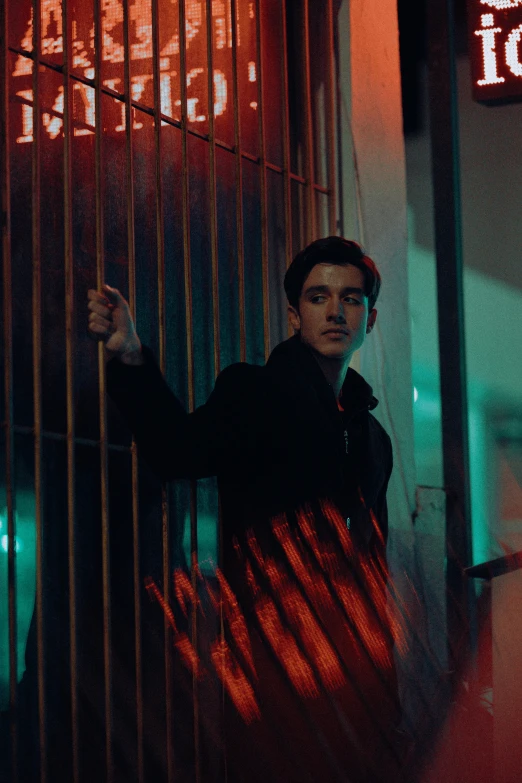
[[467, 0, 522, 103], [12, 0, 256, 143]]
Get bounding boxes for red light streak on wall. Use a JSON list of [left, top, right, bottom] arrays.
[[210, 639, 260, 724], [301, 500, 406, 670], [319, 498, 356, 557], [215, 568, 256, 678], [145, 576, 202, 676], [253, 594, 320, 699], [272, 514, 334, 612], [173, 568, 200, 617], [12, 0, 253, 142], [246, 530, 345, 692], [276, 572, 346, 691], [145, 500, 409, 723]]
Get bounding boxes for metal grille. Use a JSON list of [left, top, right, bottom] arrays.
[[1, 1, 340, 780]]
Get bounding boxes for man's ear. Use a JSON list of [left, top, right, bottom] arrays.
[[366, 308, 377, 334], [288, 305, 301, 334]]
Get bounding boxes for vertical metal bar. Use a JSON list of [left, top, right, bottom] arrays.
[[177, 2, 200, 780], [302, 0, 316, 242], [280, 0, 295, 340], [206, 0, 220, 378], [205, 8, 227, 765], [1, 0, 17, 779], [150, 2, 170, 781], [230, 0, 246, 363], [62, 4, 79, 781], [426, 0, 473, 677], [325, 0, 337, 236], [130, 440, 143, 782], [93, 0, 113, 779], [29, 2, 46, 780], [254, 0, 269, 360], [280, 0, 292, 272]]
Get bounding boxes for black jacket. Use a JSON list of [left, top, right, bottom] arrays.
[[107, 335, 402, 781], [107, 334, 392, 590]]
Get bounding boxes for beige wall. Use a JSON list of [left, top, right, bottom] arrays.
[[339, 0, 416, 529]]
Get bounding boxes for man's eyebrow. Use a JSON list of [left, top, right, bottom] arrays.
[[303, 285, 365, 296]]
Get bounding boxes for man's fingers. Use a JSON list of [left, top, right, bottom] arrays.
[[88, 312, 115, 332], [88, 321, 111, 337], [87, 288, 110, 306], [88, 299, 112, 318], [102, 284, 126, 306]]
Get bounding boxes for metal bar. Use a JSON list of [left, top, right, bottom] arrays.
[[123, 2, 145, 775], [426, 0, 473, 676], [177, 2, 200, 780], [150, 2, 171, 781], [280, 0, 294, 339], [29, 2, 46, 780], [206, 0, 220, 378], [1, 0, 17, 778], [230, 0, 246, 363], [61, 2, 79, 780], [205, 0, 224, 601], [325, 0, 337, 235], [280, 0, 292, 271], [7, 424, 131, 450], [302, 0, 316, 241], [254, 0, 269, 360], [93, 0, 113, 779]]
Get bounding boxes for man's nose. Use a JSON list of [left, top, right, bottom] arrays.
[[326, 298, 346, 322]]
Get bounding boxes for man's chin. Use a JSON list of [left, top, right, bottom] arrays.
[[311, 344, 351, 362]]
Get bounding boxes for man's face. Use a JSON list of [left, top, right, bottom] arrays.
[[287, 262, 377, 361]]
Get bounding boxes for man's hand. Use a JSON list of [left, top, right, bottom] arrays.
[[87, 285, 144, 365]]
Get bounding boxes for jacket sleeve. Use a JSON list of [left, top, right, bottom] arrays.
[[106, 345, 253, 481]]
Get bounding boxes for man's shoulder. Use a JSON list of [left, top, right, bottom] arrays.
[[212, 360, 266, 400], [216, 361, 265, 384]]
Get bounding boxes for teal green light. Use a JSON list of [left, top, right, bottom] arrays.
[[0, 495, 36, 710], [468, 406, 491, 567]]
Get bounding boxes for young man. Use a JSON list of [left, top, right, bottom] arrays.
[[87, 236, 402, 782]]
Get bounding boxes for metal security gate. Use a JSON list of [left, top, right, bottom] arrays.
[[0, 1, 340, 780]]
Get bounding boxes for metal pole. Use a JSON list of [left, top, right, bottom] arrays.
[[303, 0, 316, 242], [28, 2, 47, 781], [1, 0, 17, 778], [230, 0, 247, 363], [325, 0, 337, 236], [426, 0, 473, 677], [254, 0, 270, 361], [61, 2, 79, 780], [177, 1, 200, 779], [93, 0, 113, 778]]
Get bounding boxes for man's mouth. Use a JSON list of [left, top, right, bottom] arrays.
[[323, 329, 348, 335]]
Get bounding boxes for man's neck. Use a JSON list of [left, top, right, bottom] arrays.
[[309, 350, 351, 402]]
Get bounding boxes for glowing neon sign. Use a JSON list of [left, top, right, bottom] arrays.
[[12, 0, 255, 143], [468, 0, 522, 102]]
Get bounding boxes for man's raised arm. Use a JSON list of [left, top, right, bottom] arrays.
[[87, 285, 249, 481]]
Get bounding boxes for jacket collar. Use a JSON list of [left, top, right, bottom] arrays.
[[266, 335, 378, 416]]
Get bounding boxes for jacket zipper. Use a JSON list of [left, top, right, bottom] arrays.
[[343, 429, 349, 454]]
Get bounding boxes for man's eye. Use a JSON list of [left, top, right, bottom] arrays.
[[344, 297, 361, 305], [310, 296, 325, 303]]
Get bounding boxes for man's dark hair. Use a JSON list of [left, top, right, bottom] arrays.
[[284, 236, 381, 311]]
